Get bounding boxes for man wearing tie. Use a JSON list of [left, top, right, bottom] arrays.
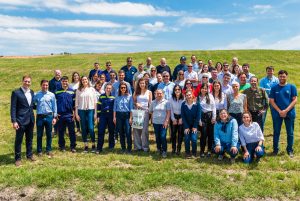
[[10, 75, 35, 167]]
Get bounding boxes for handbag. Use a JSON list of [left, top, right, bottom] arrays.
[[131, 109, 146, 129]]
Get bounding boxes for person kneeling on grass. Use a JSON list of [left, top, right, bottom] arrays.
[[214, 109, 239, 163], [239, 112, 265, 163]]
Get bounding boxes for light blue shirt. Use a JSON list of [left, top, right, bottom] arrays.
[[157, 81, 175, 100], [259, 75, 279, 96], [192, 62, 199, 72], [33, 90, 57, 117], [112, 81, 132, 97], [113, 95, 133, 112], [214, 118, 238, 147]]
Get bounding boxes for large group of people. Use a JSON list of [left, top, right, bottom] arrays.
[[10, 55, 297, 167]]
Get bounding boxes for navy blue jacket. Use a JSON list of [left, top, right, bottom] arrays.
[[55, 87, 75, 118], [181, 101, 201, 130], [10, 88, 35, 125], [97, 93, 115, 117]]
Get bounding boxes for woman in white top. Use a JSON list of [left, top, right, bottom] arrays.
[[212, 80, 227, 120], [174, 70, 186, 88], [149, 66, 158, 86], [169, 84, 185, 155], [198, 64, 211, 83], [239, 112, 265, 163], [90, 73, 99, 87], [69, 72, 80, 91], [94, 80, 104, 100], [133, 78, 152, 152], [198, 83, 216, 158], [75, 76, 97, 153]]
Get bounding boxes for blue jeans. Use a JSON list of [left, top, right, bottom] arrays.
[[184, 130, 198, 155], [272, 113, 295, 153], [57, 115, 76, 149], [78, 109, 95, 143], [116, 112, 132, 151], [153, 124, 167, 152], [215, 142, 238, 158], [97, 114, 115, 151], [36, 115, 53, 153], [243, 142, 265, 163]]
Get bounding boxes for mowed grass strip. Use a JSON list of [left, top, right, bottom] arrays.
[[0, 50, 299, 200]]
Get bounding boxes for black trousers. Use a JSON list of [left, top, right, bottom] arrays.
[[250, 111, 264, 132], [200, 111, 214, 152], [15, 122, 34, 161], [171, 114, 184, 153]]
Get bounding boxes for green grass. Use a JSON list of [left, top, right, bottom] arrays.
[[0, 50, 299, 200]]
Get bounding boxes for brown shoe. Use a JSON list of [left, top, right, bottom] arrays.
[[15, 160, 21, 167], [27, 156, 36, 162], [46, 152, 53, 159]]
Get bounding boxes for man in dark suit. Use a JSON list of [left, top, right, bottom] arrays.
[[10, 75, 35, 167]]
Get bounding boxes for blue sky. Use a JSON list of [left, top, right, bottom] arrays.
[[0, 0, 300, 55]]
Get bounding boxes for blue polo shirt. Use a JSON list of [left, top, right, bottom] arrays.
[[269, 83, 297, 118], [121, 65, 137, 87], [55, 87, 75, 118], [97, 93, 115, 117], [259, 76, 279, 96]]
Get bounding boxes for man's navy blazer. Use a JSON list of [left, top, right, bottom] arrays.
[[10, 87, 35, 126]]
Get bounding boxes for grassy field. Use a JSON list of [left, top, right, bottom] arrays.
[[0, 50, 299, 200]]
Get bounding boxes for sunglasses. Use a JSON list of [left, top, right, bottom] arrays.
[[121, 87, 126, 89], [175, 89, 181, 91], [202, 77, 208, 78], [127, 60, 132, 62], [179, 74, 184, 75], [106, 64, 111, 66], [151, 70, 156, 72], [186, 82, 192, 84], [163, 76, 169, 78], [188, 66, 193, 67]]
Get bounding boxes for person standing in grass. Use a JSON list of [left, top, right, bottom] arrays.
[[214, 109, 239, 163], [181, 90, 201, 158], [133, 63, 146, 88], [269, 70, 297, 158], [239, 112, 265, 163], [121, 57, 137, 93], [227, 81, 247, 126], [149, 66, 158, 86], [133, 78, 152, 152], [33, 80, 57, 158], [156, 58, 172, 78], [101, 61, 116, 82], [174, 70, 186, 88], [173, 56, 188, 81], [158, 71, 175, 100], [198, 83, 216, 158], [149, 89, 171, 158], [69, 72, 81, 133], [242, 63, 255, 83], [184, 63, 198, 88], [75, 76, 97, 153], [55, 76, 77, 153], [243, 76, 268, 132], [49, 69, 62, 93], [259, 66, 279, 133], [169, 85, 185, 155], [88, 62, 102, 81], [212, 80, 227, 121], [238, 72, 251, 92], [96, 83, 115, 153], [151, 73, 163, 100], [113, 82, 134, 154], [11, 75, 35, 167]]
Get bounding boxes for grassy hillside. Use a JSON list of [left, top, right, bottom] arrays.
[[0, 50, 299, 200]]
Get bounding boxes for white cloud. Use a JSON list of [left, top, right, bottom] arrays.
[[0, 14, 129, 28], [140, 21, 178, 34], [235, 16, 255, 22], [180, 17, 224, 26], [252, 4, 272, 14], [0, 0, 180, 17], [0, 27, 147, 55], [217, 35, 300, 50]]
